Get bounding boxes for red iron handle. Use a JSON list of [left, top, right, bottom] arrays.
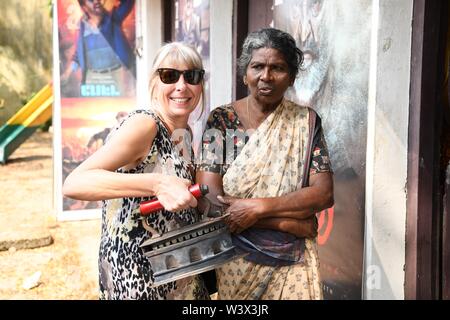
[[139, 184, 209, 216]]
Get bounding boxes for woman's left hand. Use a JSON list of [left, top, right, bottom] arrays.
[[217, 195, 265, 233]]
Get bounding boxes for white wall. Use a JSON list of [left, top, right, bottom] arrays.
[[136, 0, 163, 107], [364, 0, 413, 300], [209, 0, 233, 107]]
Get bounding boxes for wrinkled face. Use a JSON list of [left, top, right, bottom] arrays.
[[82, 0, 104, 17], [245, 48, 294, 108], [280, 0, 328, 105], [156, 62, 203, 120]]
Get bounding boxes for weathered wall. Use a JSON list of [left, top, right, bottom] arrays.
[[0, 0, 52, 124], [364, 0, 412, 300]]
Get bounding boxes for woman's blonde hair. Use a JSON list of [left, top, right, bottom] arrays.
[[149, 42, 205, 118]]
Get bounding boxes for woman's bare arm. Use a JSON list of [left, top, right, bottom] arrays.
[[63, 114, 197, 211]]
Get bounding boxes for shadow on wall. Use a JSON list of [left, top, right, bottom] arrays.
[[0, 0, 52, 124]]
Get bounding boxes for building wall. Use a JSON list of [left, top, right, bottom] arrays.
[[0, 0, 52, 124], [209, 0, 233, 107], [136, 0, 162, 107], [364, 0, 413, 299]]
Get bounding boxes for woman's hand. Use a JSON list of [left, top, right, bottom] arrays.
[[217, 195, 266, 233], [153, 175, 198, 212]]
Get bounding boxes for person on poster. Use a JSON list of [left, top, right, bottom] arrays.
[[61, 0, 136, 98], [63, 42, 210, 299], [196, 28, 334, 299], [274, 1, 370, 299], [177, 0, 202, 54], [274, 0, 369, 176]]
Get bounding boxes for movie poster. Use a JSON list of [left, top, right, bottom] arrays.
[[274, 0, 371, 299], [173, 0, 210, 153], [56, 0, 136, 215]]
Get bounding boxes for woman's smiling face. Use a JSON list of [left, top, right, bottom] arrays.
[[156, 62, 203, 120]]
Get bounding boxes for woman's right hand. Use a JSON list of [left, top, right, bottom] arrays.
[[153, 175, 198, 212]]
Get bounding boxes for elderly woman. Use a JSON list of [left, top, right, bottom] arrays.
[[63, 42, 210, 300], [197, 28, 334, 300]]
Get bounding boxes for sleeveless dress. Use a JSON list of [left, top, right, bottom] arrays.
[[98, 109, 209, 300]]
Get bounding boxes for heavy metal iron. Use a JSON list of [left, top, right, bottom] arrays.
[[141, 214, 238, 287], [139, 185, 240, 287]]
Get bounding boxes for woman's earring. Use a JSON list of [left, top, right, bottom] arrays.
[[243, 77, 248, 85]]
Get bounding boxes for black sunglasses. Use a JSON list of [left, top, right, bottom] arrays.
[[157, 68, 205, 85]]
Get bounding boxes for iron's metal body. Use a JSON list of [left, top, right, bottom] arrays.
[[141, 214, 238, 287]]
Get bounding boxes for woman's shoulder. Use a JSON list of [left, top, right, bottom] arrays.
[[207, 103, 235, 122], [284, 99, 310, 111], [209, 103, 235, 116], [111, 108, 158, 135], [284, 99, 318, 118], [122, 108, 163, 126], [128, 108, 158, 119], [104, 108, 158, 146]]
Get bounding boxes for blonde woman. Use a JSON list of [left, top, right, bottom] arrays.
[[63, 42, 209, 299]]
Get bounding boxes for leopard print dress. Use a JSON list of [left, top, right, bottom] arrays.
[[98, 109, 209, 300]]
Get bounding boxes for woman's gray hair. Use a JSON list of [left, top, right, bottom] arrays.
[[237, 28, 304, 79]]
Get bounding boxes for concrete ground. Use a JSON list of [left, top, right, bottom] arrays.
[[0, 130, 101, 299]]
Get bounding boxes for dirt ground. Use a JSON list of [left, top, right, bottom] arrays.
[[0, 130, 101, 299]]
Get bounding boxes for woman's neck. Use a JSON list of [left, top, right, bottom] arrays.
[[247, 96, 283, 126], [156, 111, 189, 134], [251, 97, 283, 114]]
